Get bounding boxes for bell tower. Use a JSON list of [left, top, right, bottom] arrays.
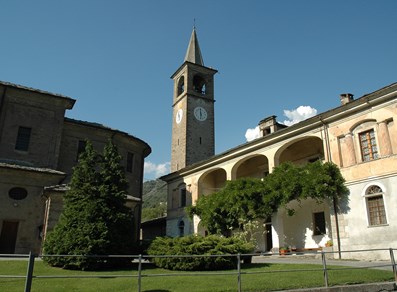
[[171, 28, 217, 172]]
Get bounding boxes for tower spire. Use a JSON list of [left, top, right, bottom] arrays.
[[184, 27, 204, 66]]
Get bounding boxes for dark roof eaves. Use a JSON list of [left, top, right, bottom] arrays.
[[64, 117, 152, 157], [170, 61, 218, 79], [0, 80, 76, 108], [0, 162, 66, 176]]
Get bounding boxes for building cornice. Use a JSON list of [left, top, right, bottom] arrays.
[[161, 82, 397, 182]]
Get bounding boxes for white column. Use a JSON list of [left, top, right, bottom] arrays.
[[271, 211, 285, 251]]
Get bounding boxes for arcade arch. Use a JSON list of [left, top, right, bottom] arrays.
[[276, 136, 324, 166], [197, 168, 227, 198], [231, 154, 269, 179]]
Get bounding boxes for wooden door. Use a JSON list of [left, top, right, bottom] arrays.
[[265, 223, 273, 251], [0, 221, 19, 254]]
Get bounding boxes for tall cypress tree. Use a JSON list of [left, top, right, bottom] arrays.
[[43, 140, 135, 270]]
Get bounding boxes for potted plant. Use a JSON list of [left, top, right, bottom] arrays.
[[279, 246, 290, 255]]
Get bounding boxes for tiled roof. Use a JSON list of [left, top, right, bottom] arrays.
[[0, 162, 65, 175]]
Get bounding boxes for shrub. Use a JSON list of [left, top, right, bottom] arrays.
[[147, 235, 254, 271]]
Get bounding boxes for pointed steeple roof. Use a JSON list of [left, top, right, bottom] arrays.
[[184, 27, 204, 66]]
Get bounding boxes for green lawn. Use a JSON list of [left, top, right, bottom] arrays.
[[0, 260, 393, 292]]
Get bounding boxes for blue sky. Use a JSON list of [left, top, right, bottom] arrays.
[[1, 1, 396, 180]]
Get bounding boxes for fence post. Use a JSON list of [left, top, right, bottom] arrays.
[[389, 248, 397, 282], [24, 252, 35, 292], [237, 254, 241, 292], [137, 254, 142, 292], [321, 251, 329, 288]]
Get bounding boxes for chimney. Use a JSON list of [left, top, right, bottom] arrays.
[[258, 115, 287, 137], [340, 93, 354, 105]]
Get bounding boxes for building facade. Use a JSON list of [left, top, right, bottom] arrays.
[[0, 81, 151, 254], [162, 30, 397, 260]]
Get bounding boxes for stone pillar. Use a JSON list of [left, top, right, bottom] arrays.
[[344, 133, 357, 166], [268, 156, 275, 174], [226, 169, 233, 180], [270, 211, 284, 251], [378, 120, 393, 156], [339, 133, 356, 167]]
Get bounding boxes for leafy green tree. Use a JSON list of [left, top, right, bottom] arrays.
[[188, 178, 270, 235], [189, 161, 348, 235], [43, 140, 135, 270]]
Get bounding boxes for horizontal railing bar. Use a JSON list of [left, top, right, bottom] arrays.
[[0, 254, 30, 258], [142, 271, 239, 278], [1, 247, 395, 259], [33, 275, 137, 279]]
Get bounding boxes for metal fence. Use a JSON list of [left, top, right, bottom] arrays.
[[1, 248, 396, 292]]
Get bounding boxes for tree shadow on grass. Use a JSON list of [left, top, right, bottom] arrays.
[[142, 290, 170, 292], [61, 261, 159, 273], [241, 263, 271, 270]]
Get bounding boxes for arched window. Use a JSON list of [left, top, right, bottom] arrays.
[[9, 187, 28, 200], [365, 185, 387, 226], [177, 76, 185, 96], [193, 75, 206, 94], [178, 220, 185, 237]]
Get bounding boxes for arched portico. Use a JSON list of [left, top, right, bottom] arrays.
[[271, 136, 331, 251], [275, 136, 325, 166], [231, 154, 269, 180], [197, 168, 227, 198]]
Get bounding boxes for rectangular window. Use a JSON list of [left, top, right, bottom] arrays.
[[359, 130, 378, 162], [367, 195, 387, 226], [76, 140, 86, 161], [313, 212, 326, 235], [180, 189, 187, 207], [15, 127, 32, 151], [126, 152, 134, 173]]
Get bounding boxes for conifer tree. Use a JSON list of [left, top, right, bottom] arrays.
[[43, 140, 135, 270], [98, 140, 135, 255]]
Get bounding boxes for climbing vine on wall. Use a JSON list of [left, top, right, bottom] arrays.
[[188, 161, 349, 235]]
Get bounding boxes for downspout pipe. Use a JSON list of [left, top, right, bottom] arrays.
[[333, 196, 342, 259], [321, 117, 342, 259]]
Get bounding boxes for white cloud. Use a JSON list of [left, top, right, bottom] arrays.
[[144, 161, 170, 179], [282, 105, 317, 126], [245, 126, 260, 142], [244, 105, 318, 142]]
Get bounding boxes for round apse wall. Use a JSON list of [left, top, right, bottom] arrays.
[[9, 187, 28, 200]]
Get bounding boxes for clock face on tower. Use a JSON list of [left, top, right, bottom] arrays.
[[176, 109, 183, 124], [194, 106, 207, 121]]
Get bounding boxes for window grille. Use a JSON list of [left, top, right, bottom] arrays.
[[15, 127, 32, 151], [365, 185, 387, 226], [359, 130, 378, 161]]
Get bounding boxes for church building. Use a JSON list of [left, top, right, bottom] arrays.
[[161, 29, 397, 260], [0, 81, 151, 254]]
